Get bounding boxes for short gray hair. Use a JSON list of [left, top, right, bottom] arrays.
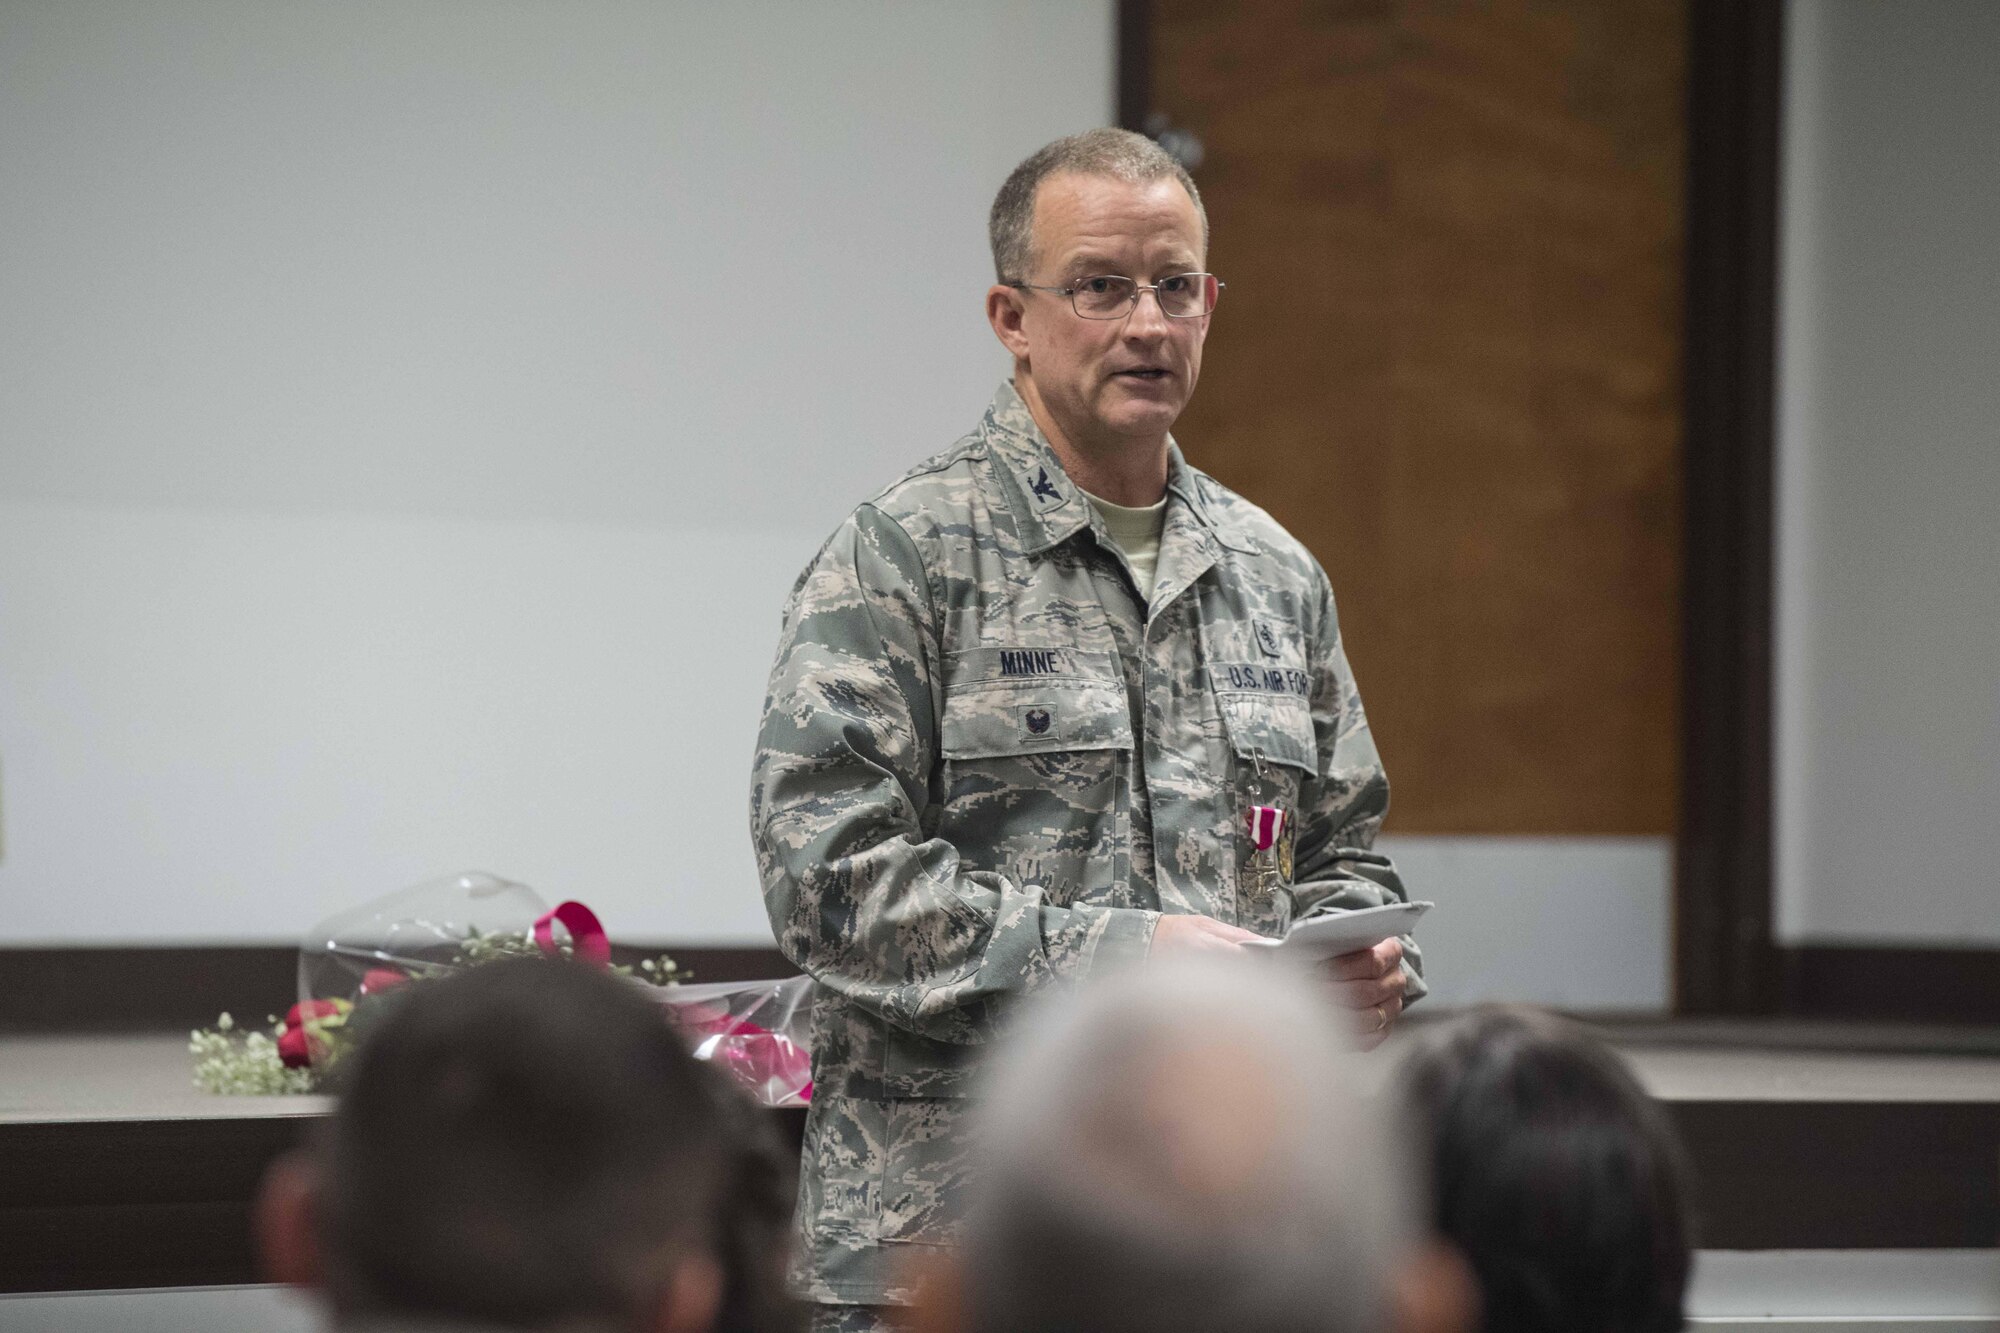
[[964, 958, 1417, 1333], [988, 127, 1208, 282]]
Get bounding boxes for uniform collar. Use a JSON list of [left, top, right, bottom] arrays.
[[982, 379, 1220, 558]]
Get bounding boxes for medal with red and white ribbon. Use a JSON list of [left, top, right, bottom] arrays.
[[1247, 804, 1287, 852], [1247, 804, 1288, 896]]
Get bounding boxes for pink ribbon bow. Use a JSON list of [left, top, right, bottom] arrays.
[[532, 900, 612, 967]]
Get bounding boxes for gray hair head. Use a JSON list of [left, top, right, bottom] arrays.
[[988, 126, 1209, 283], [964, 957, 1418, 1333]]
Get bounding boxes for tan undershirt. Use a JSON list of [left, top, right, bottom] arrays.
[[1084, 489, 1169, 603]]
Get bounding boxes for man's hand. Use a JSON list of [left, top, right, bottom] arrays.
[[1323, 937, 1407, 1051], [1150, 914, 1264, 958]]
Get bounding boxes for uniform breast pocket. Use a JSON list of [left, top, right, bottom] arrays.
[[1221, 691, 1319, 931], [935, 648, 1132, 907], [1220, 689, 1319, 808]]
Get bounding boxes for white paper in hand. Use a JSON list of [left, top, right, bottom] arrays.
[[1241, 898, 1432, 962]]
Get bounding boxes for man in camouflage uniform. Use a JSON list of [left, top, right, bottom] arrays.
[[751, 128, 1422, 1333]]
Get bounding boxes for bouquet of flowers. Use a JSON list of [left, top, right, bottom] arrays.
[[190, 871, 812, 1106]]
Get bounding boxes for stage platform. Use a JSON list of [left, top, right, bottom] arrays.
[[3, 1019, 1996, 1293]]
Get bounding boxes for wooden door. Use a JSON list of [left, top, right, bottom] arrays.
[[1144, 0, 1686, 835]]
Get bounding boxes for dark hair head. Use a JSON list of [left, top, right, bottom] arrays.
[[1395, 1007, 1692, 1333], [700, 1059, 805, 1333], [318, 957, 728, 1331]]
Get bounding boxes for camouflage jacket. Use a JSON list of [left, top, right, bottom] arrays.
[[750, 380, 1422, 1305]]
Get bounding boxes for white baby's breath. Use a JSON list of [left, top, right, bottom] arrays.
[[189, 1020, 316, 1095]]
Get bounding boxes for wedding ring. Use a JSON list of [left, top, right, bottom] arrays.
[[1371, 1004, 1389, 1033]]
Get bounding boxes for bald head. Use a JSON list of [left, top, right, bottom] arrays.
[[957, 959, 1419, 1333]]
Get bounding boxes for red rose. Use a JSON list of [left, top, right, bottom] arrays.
[[276, 997, 352, 1069], [284, 999, 345, 1029], [359, 968, 409, 996], [277, 1024, 316, 1068]]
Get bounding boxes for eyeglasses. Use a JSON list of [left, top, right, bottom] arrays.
[[1008, 272, 1223, 320]]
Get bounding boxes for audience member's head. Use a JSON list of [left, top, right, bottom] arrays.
[[701, 1057, 806, 1333], [1395, 1006, 1692, 1333], [910, 958, 1475, 1333], [258, 957, 736, 1333]]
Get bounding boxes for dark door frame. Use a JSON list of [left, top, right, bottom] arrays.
[[1677, 0, 1786, 1016], [1678, 0, 2000, 1023]]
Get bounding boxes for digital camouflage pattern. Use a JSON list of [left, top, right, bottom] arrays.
[[750, 380, 1423, 1307]]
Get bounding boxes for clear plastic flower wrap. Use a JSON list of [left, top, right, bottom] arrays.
[[655, 975, 815, 1107], [286, 871, 572, 1074], [192, 871, 567, 1091], [299, 871, 553, 1008]]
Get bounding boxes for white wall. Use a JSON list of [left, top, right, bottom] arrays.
[[1384, 836, 1669, 1012], [0, 0, 1114, 943], [1775, 0, 2000, 948]]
